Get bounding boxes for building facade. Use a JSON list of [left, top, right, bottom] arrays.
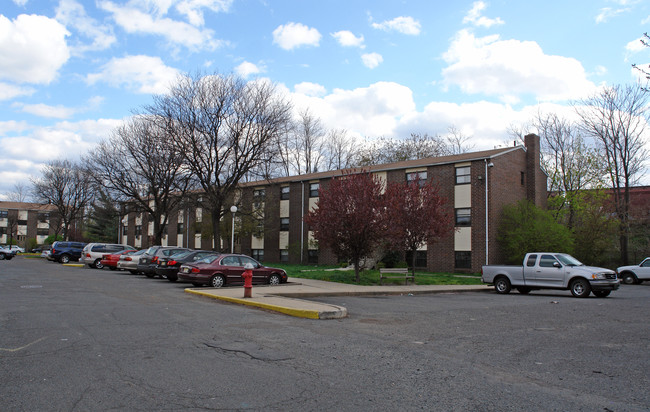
[[0, 202, 58, 247], [120, 134, 547, 273]]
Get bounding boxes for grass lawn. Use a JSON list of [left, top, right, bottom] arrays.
[[270, 263, 482, 286]]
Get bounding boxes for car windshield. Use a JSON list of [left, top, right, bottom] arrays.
[[170, 250, 192, 259], [556, 254, 584, 266]]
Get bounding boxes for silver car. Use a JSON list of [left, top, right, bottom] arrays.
[[116, 249, 145, 274]]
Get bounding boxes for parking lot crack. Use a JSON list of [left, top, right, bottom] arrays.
[[202, 342, 293, 362]]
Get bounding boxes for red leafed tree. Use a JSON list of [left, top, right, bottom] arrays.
[[384, 179, 454, 276], [305, 170, 386, 282]]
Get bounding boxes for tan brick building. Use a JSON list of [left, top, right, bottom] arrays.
[[0, 202, 58, 247]]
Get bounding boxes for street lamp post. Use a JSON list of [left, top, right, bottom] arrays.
[[230, 205, 237, 253]]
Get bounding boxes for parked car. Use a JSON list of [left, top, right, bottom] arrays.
[[617, 257, 650, 284], [155, 250, 220, 282], [1, 245, 25, 253], [100, 249, 138, 271], [116, 249, 146, 274], [80, 243, 136, 269], [48, 241, 87, 263], [32, 245, 51, 253], [178, 254, 288, 288], [0, 246, 17, 260], [482, 252, 620, 298], [137, 246, 190, 278]]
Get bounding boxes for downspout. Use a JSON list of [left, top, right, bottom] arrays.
[[300, 181, 305, 264], [485, 159, 489, 265]]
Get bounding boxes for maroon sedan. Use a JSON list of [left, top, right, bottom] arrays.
[[178, 254, 288, 288]]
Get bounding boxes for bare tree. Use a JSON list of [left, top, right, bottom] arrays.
[[277, 108, 326, 176], [357, 133, 450, 166], [31, 159, 93, 240], [575, 83, 650, 265], [86, 116, 191, 245], [323, 129, 359, 170], [632, 32, 650, 89], [4, 182, 31, 203], [445, 126, 474, 154], [145, 72, 292, 251]]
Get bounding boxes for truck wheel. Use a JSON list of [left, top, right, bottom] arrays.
[[494, 276, 511, 294], [570, 278, 591, 298], [621, 273, 637, 285], [592, 290, 611, 298], [60, 254, 71, 264], [0, 253, 5, 260], [516, 287, 531, 294]]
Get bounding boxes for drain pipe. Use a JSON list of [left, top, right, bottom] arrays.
[[485, 159, 494, 265], [300, 181, 305, 264]]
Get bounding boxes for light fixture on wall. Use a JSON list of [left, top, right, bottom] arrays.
[[230, 205, 237, 254]]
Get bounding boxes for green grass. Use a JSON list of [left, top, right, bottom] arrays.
[[269, 263, 482, 286]]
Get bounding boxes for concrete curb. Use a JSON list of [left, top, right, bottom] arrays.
[[185, 289, 348, 319]]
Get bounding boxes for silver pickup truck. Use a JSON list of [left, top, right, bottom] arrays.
[[482, 253, 620, 298]]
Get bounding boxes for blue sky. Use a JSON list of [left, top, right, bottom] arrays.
[[1, 0, 649, 199]]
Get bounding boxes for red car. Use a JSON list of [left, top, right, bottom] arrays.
[[178, 254, 288, 288], [100, 249, 137, 270]]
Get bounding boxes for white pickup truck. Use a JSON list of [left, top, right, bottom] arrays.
[[616, 257, 650, 284], [482, 253, 620, 298]]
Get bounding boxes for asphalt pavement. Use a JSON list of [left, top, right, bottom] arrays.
[[186, 278, 490, 319]]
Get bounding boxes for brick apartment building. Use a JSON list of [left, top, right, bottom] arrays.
[[0, 202, 58, 247], [120, 134, 547, 273]]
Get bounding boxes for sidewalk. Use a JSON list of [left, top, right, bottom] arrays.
[[185, 277, 491, 320]]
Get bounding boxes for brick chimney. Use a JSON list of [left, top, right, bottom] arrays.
[[525, 133, 545, 207]]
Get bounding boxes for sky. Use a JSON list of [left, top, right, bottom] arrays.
[[1, 0, 649, 200]]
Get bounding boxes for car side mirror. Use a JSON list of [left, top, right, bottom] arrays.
[[553, 262, 562, 268]]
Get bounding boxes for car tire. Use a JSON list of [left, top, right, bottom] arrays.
[[94, 259, 104, 269], [621, 273, 637, 285], [494, 276, 511, 294], [516, 287, 531, 294], [109, 266, 117, 271], [129, 270, 139, 275], [167, 274, 177, 282], [145, 272, 155, 278], [0, 254, 5, 260], [592, 290, 611, 298], [210, 274, 225, 288], [60, 254, 71, 264], [269, 274, 281, 286], [570, 278, 591, 298]]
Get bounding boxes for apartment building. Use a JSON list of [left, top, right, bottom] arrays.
[[121, 134, 547, 273], [0, 202, 58, 247]]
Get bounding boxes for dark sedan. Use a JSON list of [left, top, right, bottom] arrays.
[[178, 254, 288, 288], [137, 246, 190, 278], [155, 250, 220, 282]]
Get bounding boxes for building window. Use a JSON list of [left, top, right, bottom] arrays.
[[455, 208, 471, 226], [281, 186, 290, 200], [521, 171, 525, 185], [177, 222, 185, 234], [308, 249, 319, 264], [455, 251, 471, 269], [252, 249, 264, 262], [37, 228, 49, 236], [253, 189, 266, 207], [123, 225, 128, 236], [280, 250, 289, 263], [38, 213, 49, 222], [309, 183, 319, 197], [254, 219, 264, 238], [135, 225, 142, 237], [280, 218, 289, 231], [406, 250, 427, 268], [406, 171, 427, 186], [455, 166, 471, 185], [0, 227, 5, 235], [0, 210, 7, 218], [17, 220, 27, 226]]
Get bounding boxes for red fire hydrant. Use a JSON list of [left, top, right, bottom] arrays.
[[242, 263, 254, 298]]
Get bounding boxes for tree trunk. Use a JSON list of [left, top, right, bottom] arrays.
[[211, 208, 222, 252], [354, 259, 360, 283], [410, 248, 417, 277]]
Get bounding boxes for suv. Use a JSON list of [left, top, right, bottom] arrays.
[[80, 243, 136, 269], [0, 246, 17, 260], [137, 246, 190, 278], [49, 241, 87, 264]]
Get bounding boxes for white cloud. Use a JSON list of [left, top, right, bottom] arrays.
[[55, 0, 117, 54], [98, 0, 227, 51], [272, 22, 321, 50], [0, 14, 70, 84], [626, 37, 646, 52], [175, 0, 233, 25], [331, 30, 365, 48], [235, 61, 264, 78], [361, 52, 383, 69], [86, 55, 180, 94], [294, 82, 326, 97], [595, 7, 628, 23], [442, 30, 596, 102], [463, 1, 504, 28], [371, 16, 421, 35], [12, 0, 28, 5], [14, 103, 77, 119], [0, 82, 35, 101]]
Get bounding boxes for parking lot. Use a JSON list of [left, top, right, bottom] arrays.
[[1, 257, 649, 411]]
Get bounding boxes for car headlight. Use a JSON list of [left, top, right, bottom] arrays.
[[591, 273, 607, 280]]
